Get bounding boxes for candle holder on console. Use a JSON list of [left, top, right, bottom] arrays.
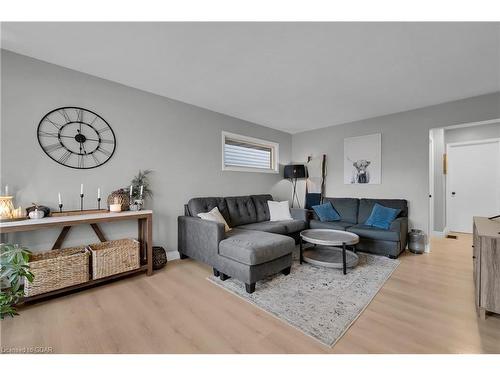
[[129, 199, 144, 211]]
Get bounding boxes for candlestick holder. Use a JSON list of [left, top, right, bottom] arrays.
[[97, 197, 101, 210], [59, 203, 63, 213], [129, 199, 144, 211], [80, 194, 84, 211]]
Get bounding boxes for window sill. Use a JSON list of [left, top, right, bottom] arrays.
[[222, 166, 279, 174]]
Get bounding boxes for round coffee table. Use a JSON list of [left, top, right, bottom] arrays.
[[299, 229, 360, 274]]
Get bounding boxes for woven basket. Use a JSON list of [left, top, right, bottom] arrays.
[[107, 190, 130, 211], [24, 247, 90, 297], [88, 239, 140, 280], [152, 246, 167, 270]]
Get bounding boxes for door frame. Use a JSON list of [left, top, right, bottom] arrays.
[[445, 137, 500, 233], [428, 133, 434, 237]]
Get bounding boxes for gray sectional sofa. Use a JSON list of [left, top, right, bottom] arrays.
[[178, 194, 408, 293], [310, 197, 408, 258], [178, 194, 308, 293]]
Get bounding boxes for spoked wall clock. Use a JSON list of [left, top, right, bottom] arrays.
[[37, 107, 116, 169]]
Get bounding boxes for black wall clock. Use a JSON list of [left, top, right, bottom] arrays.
[[37, 107, 116, 169]]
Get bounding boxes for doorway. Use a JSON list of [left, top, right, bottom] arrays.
[[446, 138, 500, 233], [428, 119, 500, 244]]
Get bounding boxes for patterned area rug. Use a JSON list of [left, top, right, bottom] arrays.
[[208, 251, 399, 346]]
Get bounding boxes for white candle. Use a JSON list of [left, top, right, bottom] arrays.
[[110, 203, 121, 212], [129, 185, 133, 197], [5, 185, 8, 196], [97, 188, 101, 199], [58, 193, 62, 205], [80, 184, 84, 195], [140, 185, 144, 197]]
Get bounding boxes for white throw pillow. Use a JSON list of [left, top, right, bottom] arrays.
[[197, 206, 231, 232], [267, 200, 292, 221]]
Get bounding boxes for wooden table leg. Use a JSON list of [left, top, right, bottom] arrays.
[[138, 215, 153, 276], [90, 223, 107, 242], [479, 307, 487, 320], [146, 214, 153, 275], [138, 219, 144, 262], [52, 226, 71, 249]]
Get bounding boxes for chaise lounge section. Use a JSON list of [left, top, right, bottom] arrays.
[[178, 194, 307, 293]]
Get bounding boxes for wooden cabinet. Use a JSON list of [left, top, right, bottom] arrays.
[[473, 217, 500, 319]]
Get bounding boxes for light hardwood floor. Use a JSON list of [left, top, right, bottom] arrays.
[[1, 233, 499, 354]]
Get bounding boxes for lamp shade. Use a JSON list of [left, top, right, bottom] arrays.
[[284, 164, 306, 179]]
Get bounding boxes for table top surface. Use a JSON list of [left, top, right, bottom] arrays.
[[300, 229, 359, 245], [474, 216, 500, 238], [0, 210, 153, 231]]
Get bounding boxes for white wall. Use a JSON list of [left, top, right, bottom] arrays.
[[292, 92, 500, 241], [0, 50, 292, 256]]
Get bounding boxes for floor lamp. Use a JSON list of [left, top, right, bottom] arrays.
[[284, 164, 306, 208]]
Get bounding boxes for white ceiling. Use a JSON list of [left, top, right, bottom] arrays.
[[2, 22, 499, 134]]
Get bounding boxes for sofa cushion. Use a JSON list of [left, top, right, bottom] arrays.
[[347, 224, 400, 242], [188, 197, 230, 224], [236, 219, 306, 234], [268, 200, 293, 221], [309, 220, 354, 231], [225, 196, 257, 226], [197, 206, 231, 232], [250, 194, 273, 222], [236, 221, 287, 234], [282, 219, 307, 233], [358, 199, 408, 224], [312, 202, 341, 222], [219, 229, 294, 265], [322, 198, 359, 224], [364, 203, 401, 229]]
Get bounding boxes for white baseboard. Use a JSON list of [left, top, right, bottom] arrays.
[[167, 251, 180, 261], [432, 231, 446, 237], [432, 227, 449, 238]]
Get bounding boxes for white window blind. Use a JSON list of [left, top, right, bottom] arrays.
[[222, 132, 279, 173]]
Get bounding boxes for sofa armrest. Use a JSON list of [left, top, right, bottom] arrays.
[[290, 207, 309, 222], [390, 217, 408, 248], [178, 216, 225, 264]]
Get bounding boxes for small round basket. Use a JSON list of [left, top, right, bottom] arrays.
[[153, 246, 167, 270]]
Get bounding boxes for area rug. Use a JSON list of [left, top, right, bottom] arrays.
[[208, 251, 399, 346]]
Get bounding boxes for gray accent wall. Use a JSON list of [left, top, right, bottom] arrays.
[[292, 92, 500, 242], [0, 50, 292, 256]]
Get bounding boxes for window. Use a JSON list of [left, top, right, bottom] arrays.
[[222, 131, 279, 173]]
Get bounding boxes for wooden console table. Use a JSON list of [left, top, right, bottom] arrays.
[[0, 210, 153, 303]]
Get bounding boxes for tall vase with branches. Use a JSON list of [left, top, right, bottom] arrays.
[[0, 244, 34, 319]]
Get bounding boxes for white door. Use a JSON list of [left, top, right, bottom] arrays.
[[446, 139, 500, 233]]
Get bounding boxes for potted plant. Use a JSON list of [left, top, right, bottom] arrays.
[[127, 170, 153, 210], [128, 169, 153, 200], [0, 243, 34, 319]]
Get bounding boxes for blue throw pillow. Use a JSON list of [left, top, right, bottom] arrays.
[[365, 203, 401, 230], [312, 202, 341, 222]]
